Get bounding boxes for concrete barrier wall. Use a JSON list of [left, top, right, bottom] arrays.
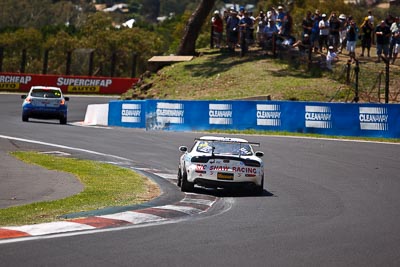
[[105, 100, 400, 138], [84, 104, 109, 126]]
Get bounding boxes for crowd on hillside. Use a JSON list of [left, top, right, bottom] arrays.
[[211, 5, 400, 68]]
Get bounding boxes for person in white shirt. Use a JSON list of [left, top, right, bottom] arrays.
[[319, 14, 330, 51], [326, 46, 338, 70]]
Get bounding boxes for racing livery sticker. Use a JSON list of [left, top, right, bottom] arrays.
[[209, 104, 232, 125], [156, 102, 184, 124], [359, 107, 388, 131], [305, 105, 332, 129], [121, 103, 141, 123], [256, 104, 281, 126]]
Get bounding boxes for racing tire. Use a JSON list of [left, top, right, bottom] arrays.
[[177, 169, 182, 187], [60, 116, 67, 125], [22, 114, 29, 122], [254, 177, 264, 195], [180, 170, 194, 192]]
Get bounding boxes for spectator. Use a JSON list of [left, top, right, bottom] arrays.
[[263, 19, 279, 39], [281, 10, 293, 37], [338, 14, 347, 53], [226, 9, 240, 52], [319, 13, 330, 51], [263, 18, 279, 50], [266, 7, 277, 22], [311, 11, 321, 52], [375, 20, 391, 62], [326, 45, 339, 70], [211, 10, 224, 48], [302, 11, 313, 36], [360, 17, 373, 57], [367, 10, 375, 26], [255, 11, 267, 46], [292, 33, 312, 55], [392, 30, 400, 64], [329, 12, 341, 51], [276, 6, 286, 28], [239, 10, 255, 46], [389, 17, 399, 60], [346, 19, 358, 61]]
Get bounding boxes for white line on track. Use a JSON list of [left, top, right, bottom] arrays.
[[0, 134, 132, 161]]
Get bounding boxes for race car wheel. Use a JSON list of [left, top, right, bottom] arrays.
[[60, 116, 67, 125], [181, 170, 194, 192], [177, 169, 182, 187], [254, 176, 264, 195], [22, 114, 29, 122]]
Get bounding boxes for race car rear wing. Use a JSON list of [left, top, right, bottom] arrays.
[[194, 137, 260, 147]]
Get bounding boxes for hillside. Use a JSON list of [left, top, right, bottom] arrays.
[[124, 46, 400, 103]]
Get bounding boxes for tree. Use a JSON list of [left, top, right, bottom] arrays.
[[177, 0, 216, 55]]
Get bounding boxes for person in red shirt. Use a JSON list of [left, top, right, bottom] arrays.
[[212, 10, 224, 48]]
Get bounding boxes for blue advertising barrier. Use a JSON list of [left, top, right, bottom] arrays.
[[108, 100, 400, 138]]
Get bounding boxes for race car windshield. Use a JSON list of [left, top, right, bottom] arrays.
[[31, 89, 61, 98], [196, 141, 252, 156]]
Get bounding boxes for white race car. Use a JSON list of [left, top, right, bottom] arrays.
[[178, 136, 264, 194]]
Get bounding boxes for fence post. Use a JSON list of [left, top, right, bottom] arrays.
[[210, 25, 214, 49], [0, 47, 3, 72], [131, 52, 137, 78], [110, 51, 117, 77], [346, 60, 351, 84], [88, 50, 94, 76], [42, 49, 49, 74], [20, 49, 27, 73], [66, 51, 72, 75], [353, 59, 359, 103], [383, 56, 390, 103]]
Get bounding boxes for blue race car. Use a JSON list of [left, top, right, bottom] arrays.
[[21, 86, 69, 124]]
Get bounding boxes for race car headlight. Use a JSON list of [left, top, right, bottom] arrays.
[[191, 156, 209, 163]]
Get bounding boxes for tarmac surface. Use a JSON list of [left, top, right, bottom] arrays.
[[0, 138, 83, 209]]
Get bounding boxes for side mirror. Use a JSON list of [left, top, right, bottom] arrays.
[[64, 97, 70, 101], [255, 151, 264, 157], [179, 146, 188, 152], [21, 95, 27, 99]]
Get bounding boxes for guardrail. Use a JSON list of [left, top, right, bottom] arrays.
[[106, 100, 400, 138]]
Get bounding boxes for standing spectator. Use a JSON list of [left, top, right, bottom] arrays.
[[338, 14, 347, 53], [367, 10, 375, 26], [326, 46, 339, 70], [239, 11, 254, 55], [302, 11, 313, 36], [375, 20, 391, 62], [311, 11, 321, 52], [281, 10, 293, 37], [255, 11, 267, 46], [329, 12, 341, 51], [263, 18, 279, 50], [211, 10, 224, 48], [389, 17, 399, 60], [360, 17, 373, 57], [319, 13, 330, 52], [346, 20, 358, 61], [276, 6, 286, 29], [266, 7, 277, 22], [226, 9, 240, 52], [392, 30, 400, 64]]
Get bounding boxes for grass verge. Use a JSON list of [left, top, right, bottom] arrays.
[[0, 151, 160, 227]]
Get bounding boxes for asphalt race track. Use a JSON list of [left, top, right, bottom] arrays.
[[1, 93, 400, 266]]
